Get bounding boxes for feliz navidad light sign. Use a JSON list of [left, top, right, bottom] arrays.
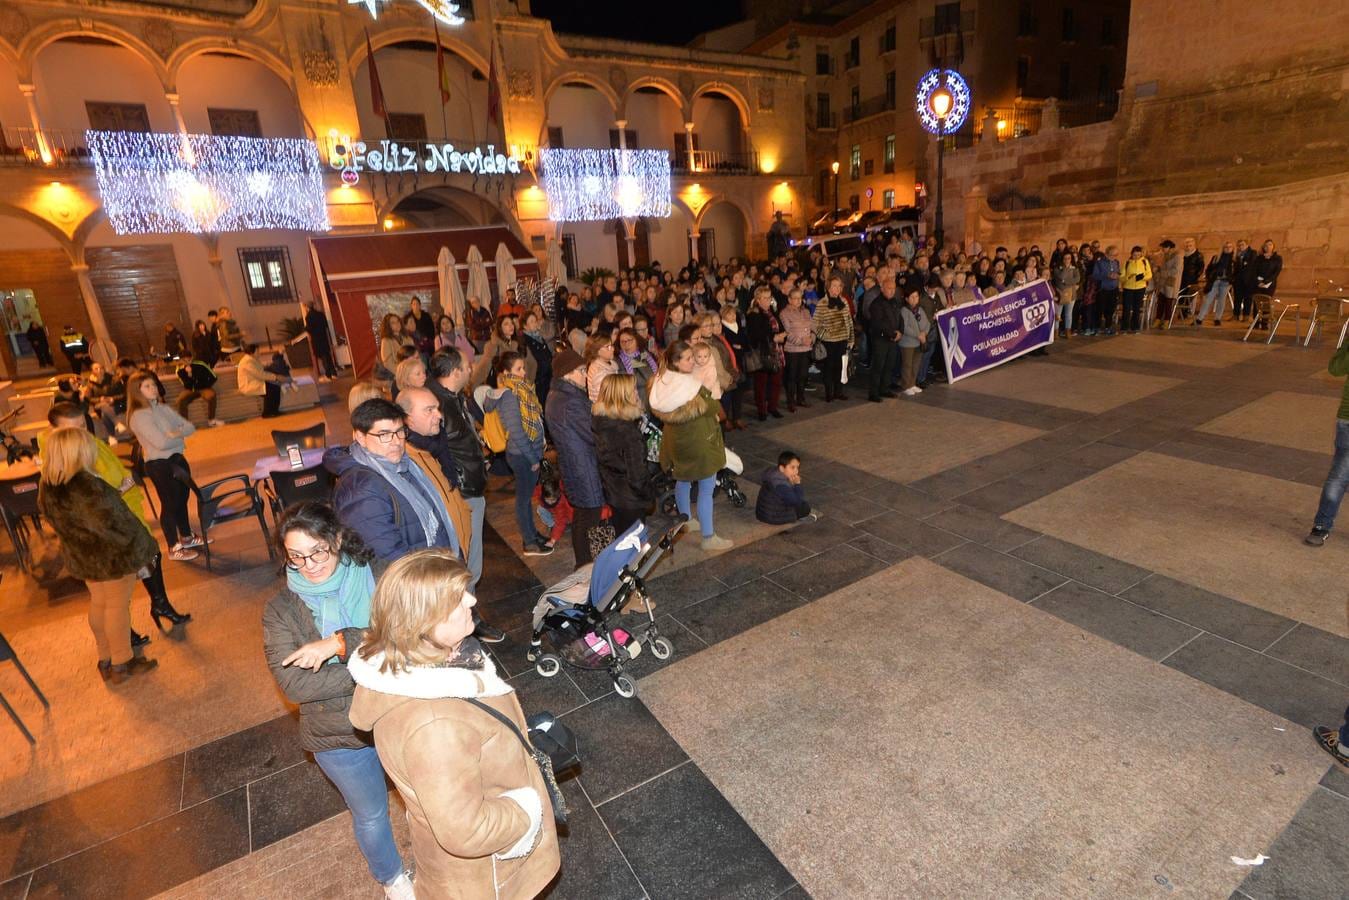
[[330, 140, 523, 184]]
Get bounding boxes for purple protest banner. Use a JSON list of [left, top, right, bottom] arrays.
[[936, 279, 1057, 383]]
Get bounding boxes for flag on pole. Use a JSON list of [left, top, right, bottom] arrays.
[[486, 38, 501, 127], [365, 29, 387, 121], [434, 19, 452, 105]]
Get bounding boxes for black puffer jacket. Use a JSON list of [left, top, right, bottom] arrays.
[[428, 380, 487, 498], [591, 414, 655, 510], [261, 559, 388, 753]]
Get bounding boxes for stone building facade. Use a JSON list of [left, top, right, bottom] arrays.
[[941, 0, 1349, 295], [0, 0, 807, 376]]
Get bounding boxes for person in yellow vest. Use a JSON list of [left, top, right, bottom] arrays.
[[43, 402, 193, 638]]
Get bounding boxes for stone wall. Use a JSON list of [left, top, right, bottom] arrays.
[[961, 173, 1349, 297]]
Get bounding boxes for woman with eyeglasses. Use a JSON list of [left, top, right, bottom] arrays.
[[263, 501, 415, 900]]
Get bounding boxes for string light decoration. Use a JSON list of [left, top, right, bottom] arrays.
[[539, 148, 672, 222], [87, 130, 331, 235], [348, 0, 465, 26], [915, 68, 971, 135]]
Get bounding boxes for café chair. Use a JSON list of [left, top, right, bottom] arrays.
[[264, 463, 335, 526], [0, 623, 48, 745], [270, 422, 326, 457], [176, 468, 275, 571], [0, 473, 41, 574]]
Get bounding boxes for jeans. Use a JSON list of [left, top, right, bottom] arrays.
[[1098, 289, 1120, 331], [1121, 288, 1145, 332], [465, 494, 485, 590], [314, 746, 404, 885], [1080, 303, 1098, 333], [918, 336, 937, 385], [1197, 279, 1229, 321], [506, 453, 543, 547], [1313, 420, 1349, 531], [144, 454, 193, 546], [675, 475, 716, 537]]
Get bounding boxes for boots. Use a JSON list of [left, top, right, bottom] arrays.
[[150, 597, 192, 630]]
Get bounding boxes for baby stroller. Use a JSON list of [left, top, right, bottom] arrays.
[[527, 516, 686, 698], [640, 415, 748, 515]]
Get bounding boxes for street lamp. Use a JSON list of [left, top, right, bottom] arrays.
[[830, 160, 840, 220], [914, 69, 971, 254], [929, 87, 952, 251]]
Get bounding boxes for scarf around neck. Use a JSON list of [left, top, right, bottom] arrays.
[[497, 373, 543, 442], [348, 441, 457, 552], [287, 558, 376, 647]]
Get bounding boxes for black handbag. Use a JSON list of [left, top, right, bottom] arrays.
[[461, 698, 580, 825]]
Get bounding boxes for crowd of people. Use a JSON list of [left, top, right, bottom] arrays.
[[29, 222, 1334, 900]]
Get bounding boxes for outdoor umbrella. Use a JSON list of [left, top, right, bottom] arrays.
[[494, 242, 517, 301], [465, 244, 491, 310], [438, 246, 466, 330], [545, 236, 566, 282]]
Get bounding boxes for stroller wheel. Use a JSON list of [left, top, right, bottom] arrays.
[[536, 655, 562, 678], [649, 636, 674, 660], [660, 494, 679, 516], [613, 674, 637, 698], [728, 487, 747, 508]]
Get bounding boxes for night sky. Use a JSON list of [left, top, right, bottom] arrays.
[[530, 0, 745, 45]]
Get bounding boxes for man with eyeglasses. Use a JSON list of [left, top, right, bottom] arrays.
[[325, 398, 504, 643]]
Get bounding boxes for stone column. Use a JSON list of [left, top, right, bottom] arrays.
[[684, 121, 696, 171], [200, 235, 232, 307], [17, 84, 52, 164], [165, 92, 196, 164], [70, 263, 113, 355], [621, 217, 637, 269], [614, 119, 628, 150]]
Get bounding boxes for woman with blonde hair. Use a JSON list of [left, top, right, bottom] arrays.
[[347, 381, 385, 413], [348, 550, 561, 899], [648, 342, 732, 552], [39, 427, 160, 683], [393, 356, 425, 401], [591, 373, 655, 537]]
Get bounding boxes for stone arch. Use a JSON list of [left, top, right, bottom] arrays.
[[692, 193, 755, 232], [0, 202, 78, 259], [691, 81, 752, 130], [543, 71, 620, 117], [347, 26, 490, 82], [377, 182, 521, 233], [166, 39, 296, 93], [0, 36, 20, 76], [621, 76, 688, 120], [20, 19, 170, 86]]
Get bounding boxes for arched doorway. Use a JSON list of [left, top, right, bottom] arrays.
[[392, 186, 508, 230], [0, 212, 80, 378], [691, 90, 749, 171], [698, 201, 748, 262]]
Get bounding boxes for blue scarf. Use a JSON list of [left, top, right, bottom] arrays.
[[287, 558, 376, 643]]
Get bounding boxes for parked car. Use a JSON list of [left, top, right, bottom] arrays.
[[807, 208, 854, 235]]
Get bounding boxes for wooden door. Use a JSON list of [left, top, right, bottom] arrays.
[[87, 246, 190, 361]]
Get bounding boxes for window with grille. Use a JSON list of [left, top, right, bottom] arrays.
[[237, 247, 295, 305], [816, 49, 831, 75], [816, 93, 831, 128], [849, 144, 861, 180], [207, 108, 262, 137], [387, 113, 427, 141], [85, 102, 150, 133], [884, 134, 895, 173], [881, 24, 896, 52], [846, 37, 860, 68], [864, 159, 874, 176]]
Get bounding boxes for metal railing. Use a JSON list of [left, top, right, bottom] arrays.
[[843, 94, 896, 124], [670, 149, 760, 176], [0, 128, 92, 166]]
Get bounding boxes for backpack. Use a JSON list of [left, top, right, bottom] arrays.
[[480, 410, 508, 454]]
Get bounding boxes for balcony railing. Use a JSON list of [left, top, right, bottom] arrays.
[[0, 128, 93, 166], [670, 149, 760, 176], [843, 94, 896, 124]]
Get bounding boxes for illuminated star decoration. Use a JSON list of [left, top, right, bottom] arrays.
[[349, 0, 465, 25], [539, 149, 672, 222], [914, 68, 971, 135], [86, 130, 330, 235]]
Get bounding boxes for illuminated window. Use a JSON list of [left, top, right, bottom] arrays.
[[884, 134, 895, 173], [237, 247, 295, 305], [882, 189, 895, 209], [849, 144, 861, 180]]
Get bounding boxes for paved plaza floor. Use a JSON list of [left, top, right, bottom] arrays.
[[1, 325, 1346, 899]]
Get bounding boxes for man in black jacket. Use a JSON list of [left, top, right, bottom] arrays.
[[1179, 237, 1205, 311], [427, 348, 488, 592], [176, 354, 222, 426], [1232, 238, 1258, 322], [1252, 240, 1284, 330], [867, 274, 903, 402]]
